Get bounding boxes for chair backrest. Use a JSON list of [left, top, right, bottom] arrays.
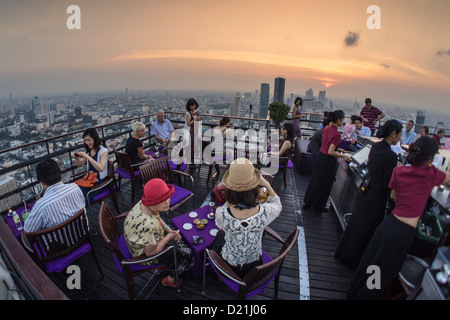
[[261, 174, 274, 186], [98, 202, 125, 262], [139, 156, 172, 184], [239, 228, 300, 297], [25, 209, 90, 265], [114, 149, 133, 173]]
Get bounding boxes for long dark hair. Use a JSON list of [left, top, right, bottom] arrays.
[[294, 97, 303, 106], [376, 119, 402, 139], [406, 136, 439, 166], [282, 122, 295, 145], [82, 128, 102, 152], [327, 110, 345, 123], [185, 98, 199, 112]]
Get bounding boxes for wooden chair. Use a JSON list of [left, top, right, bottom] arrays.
[[139, 156, 195, 212], [273, 140, 295, 189], [24, 208, 103, 278], [114, 149, 151, 203], [261, 172, 275, 186], [98, 202, 179, 300], [202, 227, 299, 300]]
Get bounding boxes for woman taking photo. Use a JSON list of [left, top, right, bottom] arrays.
[[185, 98, 200, 168], [303, 110, 350, 212], [73, 128, 108, 201], [213, 158, 282, 277], [124, 178, 194, 288], [335, 120, 402, 268], [292, 97, 305, 140], [346, 136, 450, 299], [125, 121, 154, 165]]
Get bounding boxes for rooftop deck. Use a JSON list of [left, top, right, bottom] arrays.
[[31, 159, 354, 301]]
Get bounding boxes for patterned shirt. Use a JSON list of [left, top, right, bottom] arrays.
[[24, 182, 86, 233], [151, 119, 174, 140], [124, 201, 164, 265], [215, 195, 282, 267], [360, 106, 382, 130]]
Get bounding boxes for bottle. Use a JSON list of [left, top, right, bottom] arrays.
[[12, 211, 23, 231]]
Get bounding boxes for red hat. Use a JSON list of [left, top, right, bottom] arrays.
[[141, 178, 174, 206]]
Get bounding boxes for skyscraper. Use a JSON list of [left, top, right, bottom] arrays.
[[259, 83, 270, 119], [229, 92, 241, 117], [415, 110, 426, 133], [273, 77, 285, 103]]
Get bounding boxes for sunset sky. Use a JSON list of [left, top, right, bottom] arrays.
[[1, 0, 450, 112]]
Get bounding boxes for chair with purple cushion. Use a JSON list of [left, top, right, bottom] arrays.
[[86, 159, 120, 214], [139, 156, 195, 212], [114, 149, 150, 203], [24, 208, 103, 278], [98, 202, 179, 299], [277, 140, 295, 189], [202, 227, 299, 300]]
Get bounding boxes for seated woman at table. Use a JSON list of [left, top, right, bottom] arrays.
[[124, 178, 195, 288], [213, 158, 282, 278], [125, 121, 154, 165], [267, 122, 294, 157], [73, 128, 109, 202], [207, 117, 235, 166]]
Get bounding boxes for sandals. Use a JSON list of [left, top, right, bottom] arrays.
[[161, 276, 183, 288]]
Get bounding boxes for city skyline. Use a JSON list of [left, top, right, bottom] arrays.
[[1, 1, 450, 113]]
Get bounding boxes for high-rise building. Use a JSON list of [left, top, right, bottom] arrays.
[[305, 88, 314, 98], [32, 96, 42, 115], [259, 83, 270, 119], [318, 90, 326, 103], [273, 77, 285, 103], [229, 92, 241, 117], [415, 110, 426, 133]]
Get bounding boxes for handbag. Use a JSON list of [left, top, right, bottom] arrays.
[[74, 172, 98, 188]]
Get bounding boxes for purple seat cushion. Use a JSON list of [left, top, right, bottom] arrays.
[[170, 161, 187, 171], [115, 167, 140, 179], [279, 159, 294, 168], [114, 235, 159, 273], [91, 185, 116, 202], [170, 184, 192, 205], [43, 242, 92, 273], [210, 250, 277, 298]]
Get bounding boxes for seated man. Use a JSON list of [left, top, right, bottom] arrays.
[[349, 116, 371, 152], [150, 110, 174, 146], [401, 120, 417, 145], [24, 159, 86, 233]]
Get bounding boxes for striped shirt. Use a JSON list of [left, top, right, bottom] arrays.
[[24, 182, 86, 233], [360, 106, 382, 130]]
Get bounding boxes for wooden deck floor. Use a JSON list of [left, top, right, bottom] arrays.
[[44, 162, 354, 300]]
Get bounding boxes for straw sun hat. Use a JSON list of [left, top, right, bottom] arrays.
[[141, 178, 174, 206], [222, 158, 261, 192]]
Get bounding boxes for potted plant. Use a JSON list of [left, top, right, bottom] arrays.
[[268, 100, 290, 129]]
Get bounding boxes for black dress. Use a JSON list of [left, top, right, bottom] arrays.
[[335, 140, 397, 268]]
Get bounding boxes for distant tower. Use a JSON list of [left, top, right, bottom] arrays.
[[259, 83, 270, 118], [415, 110, 426, 133], [318, 90, 326, 103], [32, 96, 42, 115], [305, 88, 314, 98], [273, 77, 285, 103], [229, 92, 241, 117]]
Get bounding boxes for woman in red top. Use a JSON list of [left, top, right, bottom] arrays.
[[303, 110, 351, 212], [346, 136, 450, 299]]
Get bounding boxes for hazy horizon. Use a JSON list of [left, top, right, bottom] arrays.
[[2, 0, 450, 113]]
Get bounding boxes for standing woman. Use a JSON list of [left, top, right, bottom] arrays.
[[346, 136, 450, 299], [335, 120, 403, 268], [73, 128, 108, 201], [292, 97, 305, 140], [185, 98, 200, 168], [303, 110, 350, 212]]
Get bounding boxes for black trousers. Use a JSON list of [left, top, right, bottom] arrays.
[[303, 152, 337, 211], [335, 192, 388, 268], [346, 214, 416, 300]]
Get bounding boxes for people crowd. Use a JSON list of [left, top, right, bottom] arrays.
[[11, 95, 450, 300]]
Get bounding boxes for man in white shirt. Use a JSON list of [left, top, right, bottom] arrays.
[[24, 159, 86, 233], [150, 110, 174, 146], [401, 120, 417, 145]]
